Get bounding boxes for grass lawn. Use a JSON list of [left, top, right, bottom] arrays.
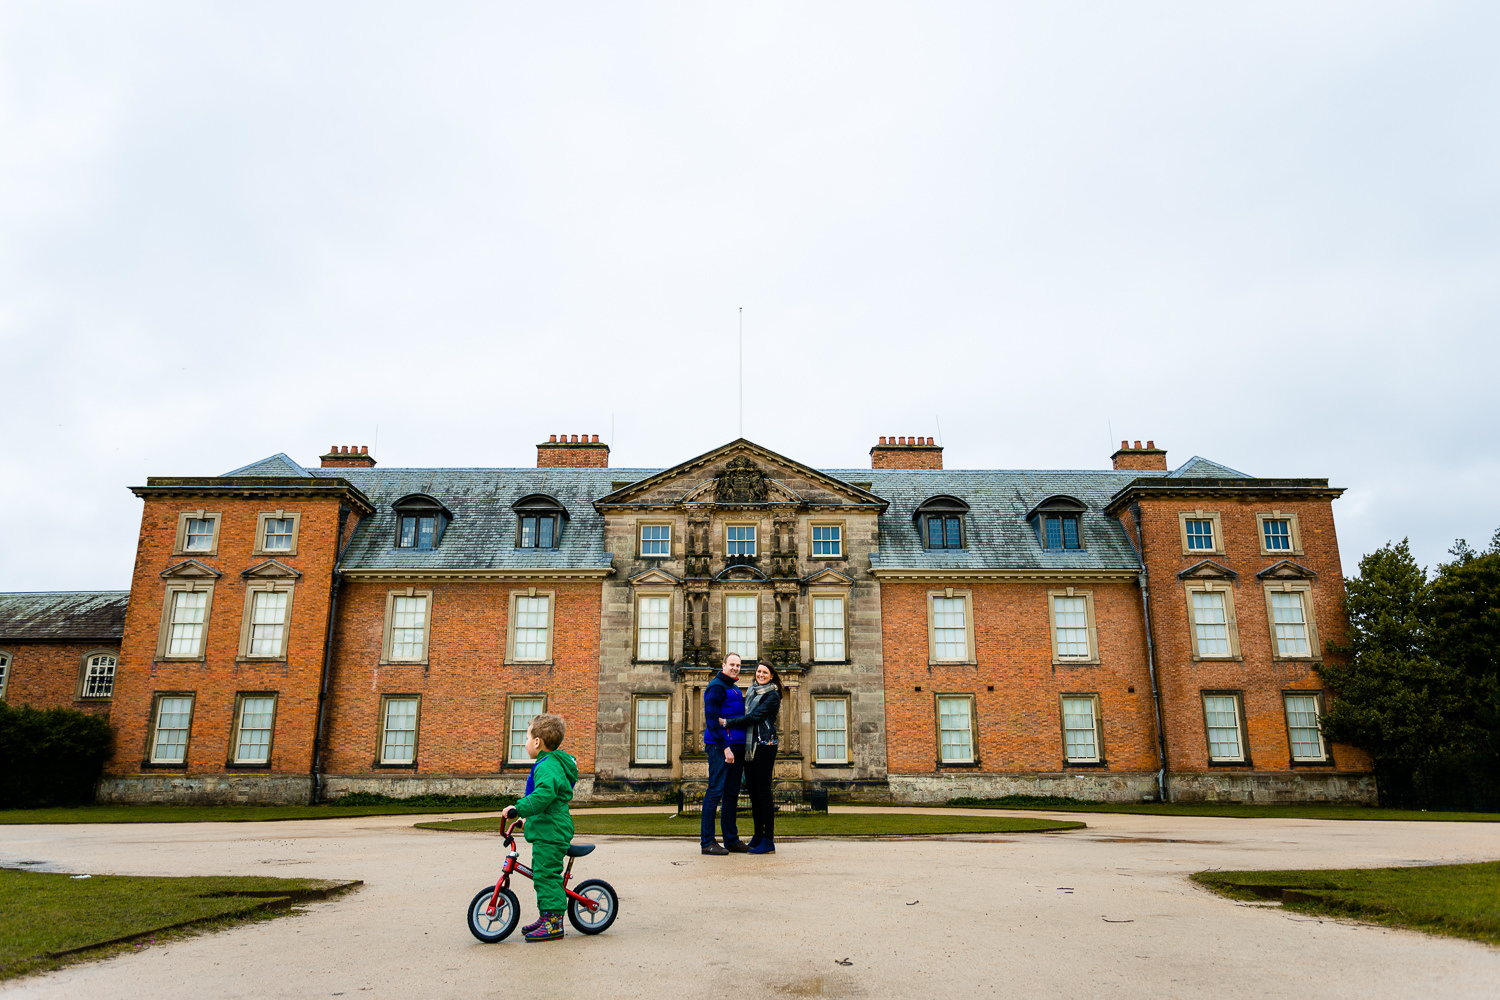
[[418, 811, 1083, 836], [945, 796, 1500, 822], [1193, 862, 1500, 946], [0, 870, 359, 981]]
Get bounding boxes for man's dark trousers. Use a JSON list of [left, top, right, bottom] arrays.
[[700, 744, 747, 847]]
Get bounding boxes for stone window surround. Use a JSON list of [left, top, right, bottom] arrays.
[[1183, 580, 1243, 661], [809, 590, 848, 663], [637, 519, 673, 559], [1282, 689, 1332, 765], [808, 519, 846, 559], [236, 581, 296, 661], [633, 589, 674, 663], [1047, 587, 1100, 665], [146, 690, 196, 767], [1178, 509, 1225, 557], [376, 693, 421, 767], [1200, 689, 1251, 766], [722, 589, 761, 662], [227, 691, 278, 767], [506, 587, 556, 665], [723, 520, 759, 557], [75, 647, 119, 700], [812, 692, 852, 765], [1256, 510, 1305, 557], [173, 510, 223, 556], [1263, 581, 1320, 661], [380, 587, 433, 665], [926, 588, 976, 666], [0, 649, 11, 700], [505, 692, 548, 765], [155, 581, 216, 662], [934, 692, 979, 766], [253, 509, 302, 557], [630, 691, 672, 767], [1058, 692, 1105, 765]]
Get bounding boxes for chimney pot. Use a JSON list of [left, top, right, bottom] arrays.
[[549, 434, 557, 442], [592, 434, 599, 443], [361, 445, 368, 454], [1146, 440, 1154, 449], [1133, 440, 1142, 449]]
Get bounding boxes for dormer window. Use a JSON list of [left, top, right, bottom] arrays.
[[513, 494, 569, 549], [1027, 496, 1088, 551], [392, 494, 453, 550], [914, 496, 969, 550]]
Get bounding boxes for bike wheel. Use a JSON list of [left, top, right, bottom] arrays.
[[467, 885, 520, 943], [567, 878, 619, 935]]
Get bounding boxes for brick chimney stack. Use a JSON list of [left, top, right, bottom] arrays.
[[1111, 439, 1168, 472], [537, 433, 610, 468], [870, 435, 943, 470], [320, 445, 377, 468]]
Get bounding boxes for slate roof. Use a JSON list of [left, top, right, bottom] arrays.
[[0, 592, 129, 641], [828, 469, 1149, 572], [218, 453, 1253, 574]]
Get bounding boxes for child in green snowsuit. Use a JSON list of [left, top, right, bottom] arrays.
[[501, 712, 578, 942]]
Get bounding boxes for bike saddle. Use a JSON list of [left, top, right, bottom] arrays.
[[565, 844, 596, 858]]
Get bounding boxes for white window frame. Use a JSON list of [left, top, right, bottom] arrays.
[[506, 694, 547, 764], [1264, 583, 1320, 661], [381, 588, 433, 664], [506, 588, 555, 664], [724, 523, 757, 557], [0, 650, 11, 700], [149, 693, 196, 764], [378, 694, 421, 765], [1184, 582, 1242, 660], [926, 589, 975, 665], [638, 522, 672, 558], [632, 694, 671, 765], [77, 649, 118, 700], [936, 693, 978, 764], [238, 582, 295, 659], [230, 692, 278, 765], [1060, 694, 1103, 764], [1202, 692, 1247, 764], [1256, 510, 1304, 557], [156, 583, 214, 661], [723, 592, 759, 662], [635, 593, 673, 662], [1047, 588, 1099, 664], [809, 522, 844, 558], [1178, 510, 1225, 556], [253, 510, 302, 557], [813, 694, 851, 765], [173, 510, 223, 556], [811, 594, 847, 662], [1283, 691, 1329, 763]]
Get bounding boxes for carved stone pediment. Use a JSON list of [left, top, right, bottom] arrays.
[[1177, 560, 1238, 581], [713, 563, 769, 582], [160, 559, 222, 580], [628, 567, 681, 587], [802, 568, 854, 587], [714, 457, 769, 503], [242, 559, 302, 580], [1256, 560, 1316, 581]]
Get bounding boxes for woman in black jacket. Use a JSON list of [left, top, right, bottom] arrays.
[[721, 662, 783, 854]]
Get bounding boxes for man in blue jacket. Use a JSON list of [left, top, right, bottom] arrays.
[[701, 653, 748, 855]]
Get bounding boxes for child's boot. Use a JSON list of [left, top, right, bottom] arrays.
[[521, 914, 546, 936], [525, 910, 565, 942]]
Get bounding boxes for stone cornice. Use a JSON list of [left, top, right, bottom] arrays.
[[869, 567, 1142, 584], [338, 567, 613, 583], [1104, 479, 1344, 517], [132, 478, 376, 517]]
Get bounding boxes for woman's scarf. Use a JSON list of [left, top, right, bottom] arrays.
[[743, 682, 778, 756]]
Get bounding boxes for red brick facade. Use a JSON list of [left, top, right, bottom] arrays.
[[537, 435, 609, 468], [870, 436, 943, 469], [0, 641, 117, 717]]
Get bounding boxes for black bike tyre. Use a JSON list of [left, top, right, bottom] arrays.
[[566, 878, 619, 935], [467, 885, 520, 942]]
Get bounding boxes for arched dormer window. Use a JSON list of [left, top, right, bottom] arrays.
[[392, 494, 453, 550], [513, 494, 569, 549], [1026, 495, 1087, 550], [914, 496, 969, 550]]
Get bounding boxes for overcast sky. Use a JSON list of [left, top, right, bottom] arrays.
[[2, 2, 1496, 592]]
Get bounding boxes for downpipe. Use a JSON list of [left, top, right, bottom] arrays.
[[311, 506, 351, 804], [1130, 503, 1170, 804]]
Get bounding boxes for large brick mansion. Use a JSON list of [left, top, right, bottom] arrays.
[[0, 434, 1375, 804]]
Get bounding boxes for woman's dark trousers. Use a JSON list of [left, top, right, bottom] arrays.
[[745, 745, 778, 844]]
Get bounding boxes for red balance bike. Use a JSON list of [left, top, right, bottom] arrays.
[[466, 816, 619, 942]]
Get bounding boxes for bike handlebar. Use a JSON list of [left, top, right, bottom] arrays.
[[501, 815, 524, 844]]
